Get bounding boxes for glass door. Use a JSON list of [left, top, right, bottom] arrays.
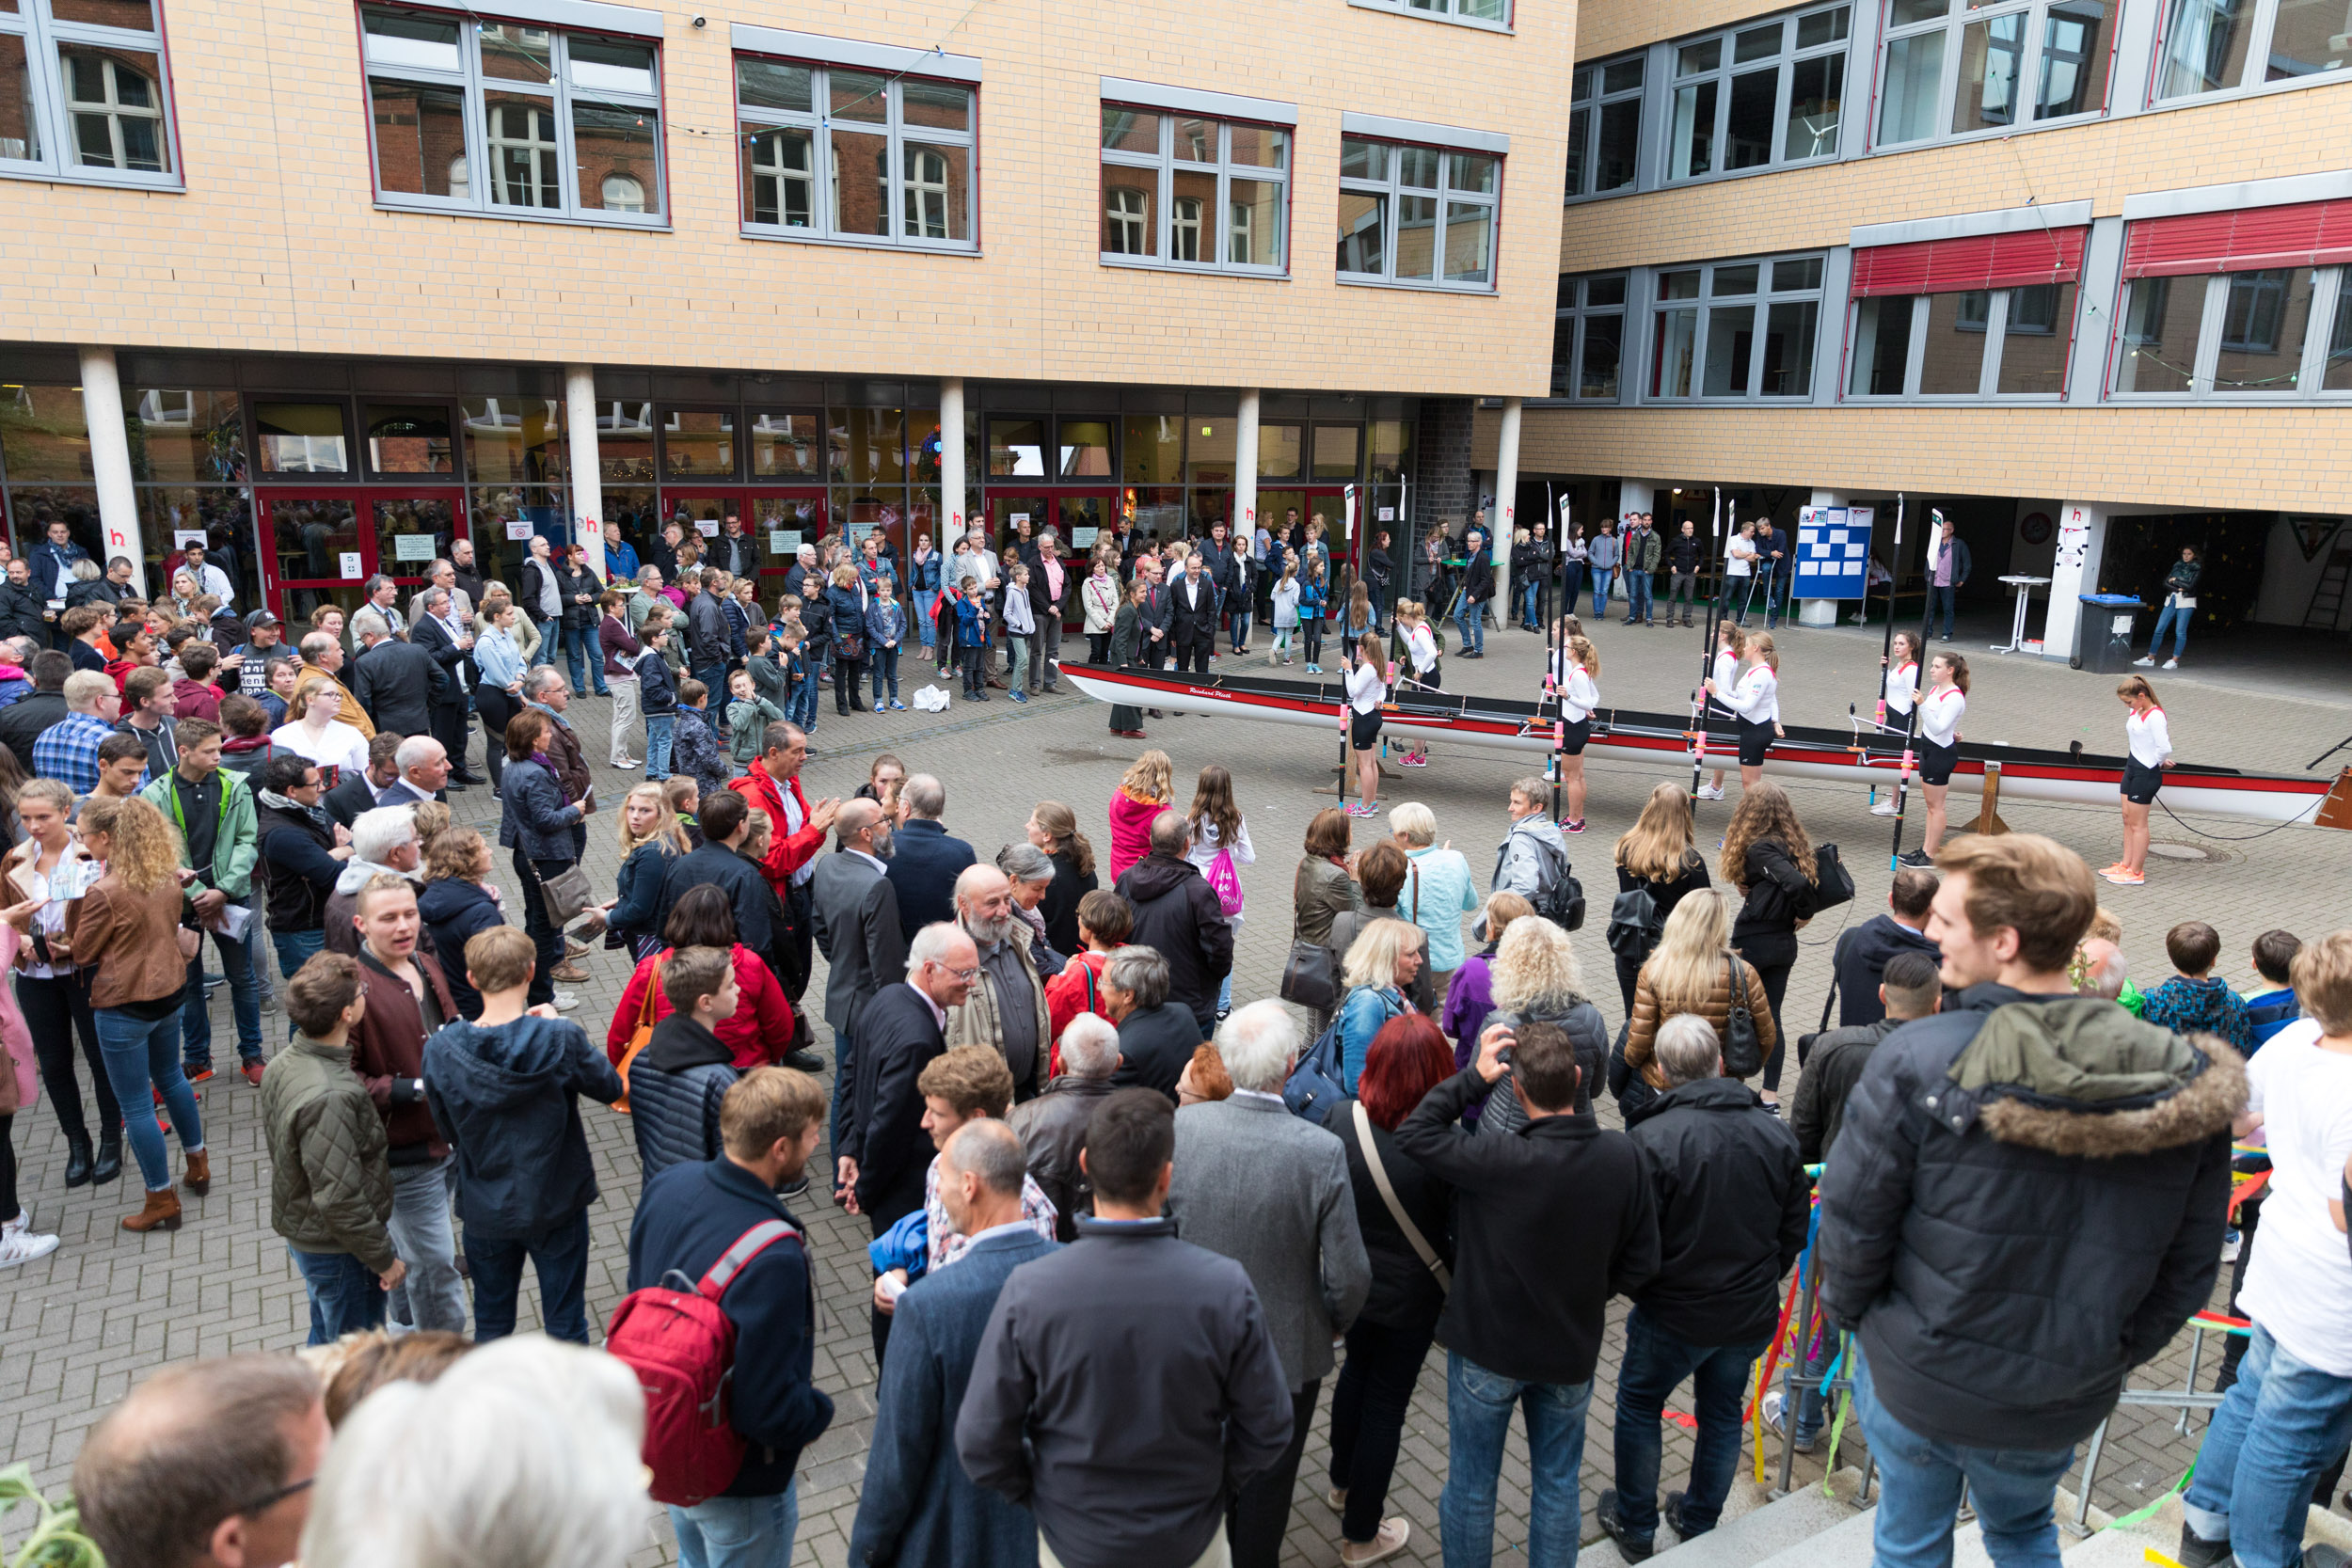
[[658, 488, 825, 606], [257, 487, 466, 624]]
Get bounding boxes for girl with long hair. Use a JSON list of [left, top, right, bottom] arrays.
[[1610, 782, 1712, 1012], [1344, 632, 1390, 817], [6, 777, 115, 1188], [1342, 578, 1376, 643], [857, 754, 908, 821], [1621, 886, 1776, 1111], [1025, 800, 1100, 955], [1900, 653, 1970, 868], [609, 782, 691, 959], [1269, 555, 1301, 667], [1697, 620, 1748, 801], [1719, 781, 1816, 1104], [1873, 630, 1924, 816], [1184, 765, 1255, 1021], [1107, 749, 1173, 883], [1555, 633, 1601, 833], [1394, 600, 1438, 768], [1708, 630, 1780, 790], [2109, 673, 2170, 886]]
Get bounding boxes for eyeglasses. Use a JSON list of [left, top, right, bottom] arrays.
[[934, 963, 982, 981], [229, 1475, 315, 1518]]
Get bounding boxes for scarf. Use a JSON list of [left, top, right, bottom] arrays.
[[258, 788, 333, 833], [527, 699, 574, 732]]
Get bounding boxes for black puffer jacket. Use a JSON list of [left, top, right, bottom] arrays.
[[1818, 986, 2242, 1450], [1623, 1075, 1810, 1345], [1112, 852, 1233, 1028], [628, 1014, 738, 1182], [1477, 998, 1611, 1125]]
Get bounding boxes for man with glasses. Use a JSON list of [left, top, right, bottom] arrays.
[[255, 753, 357, 995]]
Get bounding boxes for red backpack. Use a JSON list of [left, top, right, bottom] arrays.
[[606, 1218, 801, 1508]]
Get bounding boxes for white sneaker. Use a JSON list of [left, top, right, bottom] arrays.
[[552, 990, 581, 1013], [1871, 800, 1900, 816], [1340, 1519, 1410, 1566], [1, 1207, 27, 1236], [2133, 656, 2154, 667], [2163, 658, 2178, 670], [0, 1228, 59, 1268], [1694, 784, 1725, 801]]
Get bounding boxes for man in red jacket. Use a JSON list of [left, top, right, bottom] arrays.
[[728, 720, 838, 1003]]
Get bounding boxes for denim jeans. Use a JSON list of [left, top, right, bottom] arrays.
[[1454, 602, 1485, 656], [1930, 583, 1957, 638], [2184, 1323, 2352, 1568], [513, 849, 568, 1006], [671, 1480, 798, 1568], [1442, 1351, 1592, 1568], [793, 661, 821, 727], [1592, 568, 1614, 618], [384, 1155, 469, 1334], [1611, 1307, 1770, 1542], [1853, 1353, 2075, 1568], [466, 1209, 591, 1343], [182, 927, 262, 1072], [694, 660, 730, 708], [1761, 565, 1786, 627], [563, 624, 608, 694], [1628, 571, 1655, 622], [872, 643, 900, 702], [272, 927, 326, 983], [644, 712, 676, 780], [1230, 608, 1252, 650], [914, 590, 939, 647], [290, 1245, 387, 1346], [1518, 576, 1543, 627], [94, 1005, 204, 1192], [2150, 602, 2191, 659]]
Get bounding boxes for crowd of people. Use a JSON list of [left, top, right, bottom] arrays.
[[0, 519, 2344, 1568]]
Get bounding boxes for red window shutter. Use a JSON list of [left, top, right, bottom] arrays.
[[1850, 226, 2089, 296], [2122, 199, 2352, 277]]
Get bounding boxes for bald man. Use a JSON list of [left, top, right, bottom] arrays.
[[946, 864, 1052, 1101], [813, 796, 911, 1152]]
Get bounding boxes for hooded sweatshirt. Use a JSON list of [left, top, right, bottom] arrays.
[[421, 1012, 624, 1240]]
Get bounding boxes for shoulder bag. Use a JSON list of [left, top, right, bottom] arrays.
[[1721, 953, 1764, 1079], [1279, 937, 1340, 1011], [1605, 885, 1661, 962], [1804, 842, 1856, 914], [1207, 847, 1245, 918], [539, 862, 596, 927], [1352, 1101, 1450, 1292], [612, 959, 663, 1116]]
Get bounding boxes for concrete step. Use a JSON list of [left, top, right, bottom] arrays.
[[1579, 1468, 1869, 1568]]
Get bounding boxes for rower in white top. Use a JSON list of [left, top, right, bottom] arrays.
[[1871, 630, 1924, 816], [1897, 654, 1969, 868], [2106, 673, 2173, 887]]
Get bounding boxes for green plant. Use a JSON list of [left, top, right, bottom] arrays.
[[0, 1464, 102, 1568]]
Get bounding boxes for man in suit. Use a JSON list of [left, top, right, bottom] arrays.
[[812, 799, 909, 1181], [375, 735, 448, 807], [1166, 1002, 1371, 1568], [1170, 550, 1218, 677], [885, 774, 977, 946], [326, 733, 403, 828], [848, 1118, 1057, 1568], [406, 587, 478, 785], [842, 921, 977, 1233], [349, 608, 443, 739]]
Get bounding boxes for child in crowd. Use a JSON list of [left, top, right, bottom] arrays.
[[2141, 920, 2256, 1052], [955, 580, 992, 701], [664, 774, 704, 848], [726, 669, 786, 766], [866, 568, 907, 712], [670, 678, 732, 802], [1299, 554, 1328, 673], [172, 641, 225, 721], [638, 622, 678, 783], [2242, 928, 2302, 1048], [746, 623, 792, 725], [1269, 557, 1300, 667], [1001, 563, 1036, 703], [626, 944, 740, 1182]]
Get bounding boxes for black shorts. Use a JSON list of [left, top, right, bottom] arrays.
[[1560, 717, 1591, 755], [1349, 708, 1383, 750], [2122, 758, 2164, 805], [1738, 719, 1774, 768], [1918, 738, 1959, 786]]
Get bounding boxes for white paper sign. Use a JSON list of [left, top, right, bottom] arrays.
[[505, 518, 533, 543], [695, 518, 720, 537], [339, 552, 363, 580], [392, 533, 437, 562], [173, 530, 206, 552], [1009, 513, 1030, 528], [771, 530, 802, 555], [1378, 506, 1395, 522], [1072, 526, 1100, 547]]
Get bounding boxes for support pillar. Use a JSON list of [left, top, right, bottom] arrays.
[[1799, 487, 1849, 626], [2042, 500, 2108, 661], [1234, 388, 1260, 543], [78, 347, 142, 598], [1491, 397, 1521, 626], [565, 365, 604, 577], [939, 377, 967, 539]]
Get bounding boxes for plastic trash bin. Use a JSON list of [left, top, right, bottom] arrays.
[[2073, 594, 2143, 673]]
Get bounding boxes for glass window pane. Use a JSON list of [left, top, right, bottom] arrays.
[[1797, 7, 1851, 47], [1713, 264, 1759, 294], [2215, 267, 2315, 391], [1312, 425, 1361, 481], [1259, 422, 1303, 480], [1995, 282, 2074, 392], [127, 389, 246, 483], [1122, 415, 1184, 483], [745, 124, 813, 227], [267, 496, 357, 588], [1459, 0, 1507, 22], [1102, 106, 1160, 153], [1953, 12, 2026, 132], [1785, 53, 1844, 159], [0, 35, 36, 161], [1704, 303, 1757, 394], [1442, 200, 1491, 284], [1603, 57, 1646, 92], [1763, 300, 1819, 394], [1396, 145, 1440, 188], [2264, 0, 2350, 78], [55, 1, 155, 26], [1188, 417, 1237, 483], [1653, 308, 1699, 395], [1565, 106, 1588, 197], [1369, 417, 1412, 483], [0, 387, 89, 481], [372, 497, 458, 581], [570, 37, 657, 96], [253, 402, 349, 475], [364, 404, 453, 474], [1337, 189, 1386, 274], [574, 100, 657, 213], [1772, 256, 1823, 291], [988, 418, 1046, 478], [1736, 23, 1785, 61], [1597, 97, 1641, 189], [1588, 275, 1629, 307], [484, 93, 562, 208], [1230, 124, 1286, 168], [1228, 177, 1283, 266], [1670, 80, 1717, 177], [1170, 167, 1215, 261], [1341, 137, 1389, 180], [1057, 420, 1113, 479], [1918, 292, 1992, 391], [362, 9, 462, 72], [2159, 0, 2253, 94], [2115, 277, 2200, 393], [1892, 0, 1948, 22], [1579, 312, 1624, 398], [1395, 194, 1438, 278], [832, 127, 889, 237], [1572, 66, 1597, 102], [370, 77, 466, 197], [902, 78, 970, 132], [661, 409, 736, 478], [1727, 69, 1778, 166], [479, 24, 552, 85], [1679, 39, 1723, 72], [2036, 0, 2111, 115], [61, 45, 168, 173], [738, 58, 814, 113], [832, 71, 887, 124], [839, 409, 905, 483], [901, 141, 969, 241], [2323, 286, 2352, 390], [749, 410, 821, 477], [1660, 268, 1702, 300], [1102, 169, 1156, 256], [598, 401, 656, 482], [1849, 296, 1918, 395], [1172, 117, 1216, 163], [1552, 315, 1578, 396], [1448, 152, 1496, 193], [1879, 31, 1946, 143]]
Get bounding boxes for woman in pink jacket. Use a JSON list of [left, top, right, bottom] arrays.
[[1106, 749, 1174, 884]]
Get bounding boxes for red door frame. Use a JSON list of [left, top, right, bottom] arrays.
[[256, 485, 468, 622], [655, 486, 828, 598]]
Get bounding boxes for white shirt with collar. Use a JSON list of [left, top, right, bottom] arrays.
[[846, 847, 888, 877], [905, 977, 947, 1030]]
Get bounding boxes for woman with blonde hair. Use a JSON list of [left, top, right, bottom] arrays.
[[1611, 782, 1712, 1010], [1440, 890, 1534, 1108], [1899, 652, 1970, 868], [1478, 914, 1610, 1129], [1719, 781, 1816, 1104], [7, 776, 115, 1189], [1393, 599, 1439, 767], [1553, 633, 1602, 833], [1106, 748, 1172, 882], [1707, 630, 1781, 789], [1343, 631, 1390, 817], [1336, 917, 1424, 1091], [1621, 887, 1774, 1115], [1696, 620, 1748, 801], [418, 828, 505, 1020], [271, 675, 370, 784], [66, 795, 208, 1232], [607, 782, 691, 960]]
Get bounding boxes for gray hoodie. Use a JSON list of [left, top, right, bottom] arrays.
[[1491, 810, 1569, 904]]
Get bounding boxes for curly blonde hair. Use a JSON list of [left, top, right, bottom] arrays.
[[1489, 916, 1585, 1014], [98, 795, 183, 895]]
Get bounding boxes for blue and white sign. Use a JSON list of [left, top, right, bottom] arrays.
[[1795, 505, 1874, 600]]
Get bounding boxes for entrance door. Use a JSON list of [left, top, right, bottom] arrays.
[[986, 493, 1111, 626], [659, 489, 826, 604], [257, 487, 466, 625]]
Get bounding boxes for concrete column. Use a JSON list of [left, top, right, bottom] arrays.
[[1617, 479, 1656, 519], [1234, 388, 1260, 542], [939, 377, 967, 538], [78, 347, 143, 599], [565, 365, 604, 577], [1798, 487, 1850, 626], [1490, 397, 1521, 625], [2042, 500, 2108, 660]]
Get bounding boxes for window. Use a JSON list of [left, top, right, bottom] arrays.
[[1565, 55, 1643, 197], [1648, 254, 1824, 399], [1665, 5, 1848, 183], [1875, 0, 2111, 147], [2112, 202, 2352, 398], [0, 0, 178, 185], [1847, 230, 2086, 397], [1100, 105, 1288, 274], [362, 8, 663, 225], [1349, 0, 1511, 27], [1551, 274, 1629, 397], [1336, 135, 1499, 291], [736, 57, 976, 250], [2156, 0, 2350, 100]]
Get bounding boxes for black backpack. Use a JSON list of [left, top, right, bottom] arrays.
[[1530, 837, 1585, 932]]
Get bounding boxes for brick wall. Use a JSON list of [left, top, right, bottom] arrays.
[[1415, 396, 1475, 531]]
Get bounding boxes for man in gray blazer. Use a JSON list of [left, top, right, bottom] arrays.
[[1166, 1000, 1372, 1568], [811, 799, 909, 1152]]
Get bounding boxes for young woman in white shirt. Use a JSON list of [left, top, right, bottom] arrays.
[[1394, 601, 1439, 768], [1555, 634, 1601, 833], [1872, 631, 1924, 816], [2109, 674, 2171, 886], [1343, 633, 1390, 817], [1707, 631, 1780, 789], [1899, 654, 1968, 867], [1696, 620, 1748, 801]]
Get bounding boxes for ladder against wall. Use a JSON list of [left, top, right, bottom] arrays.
[[2305, 544, 2352, 633]]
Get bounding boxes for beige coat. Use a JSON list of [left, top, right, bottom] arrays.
[[945, 918, 1053, 1095]]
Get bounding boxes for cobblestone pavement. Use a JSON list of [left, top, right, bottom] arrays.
[[5, 613, 2348, 1567]]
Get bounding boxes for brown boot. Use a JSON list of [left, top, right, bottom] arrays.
[[183, 1149, 211, 1196], [123, 1187, 182, 1232]]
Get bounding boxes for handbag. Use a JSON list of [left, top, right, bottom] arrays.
[[1804, 843, 1856, 915], [1279, 939, 1340, 1011], [1351, 1101, 1450, 1292], [1721, 953, 1764, 1079], [1605, 887, 1661, 962], [1207, 847, 1245, 918], [1284, 992, 1397, 1122], [837, 629, 867, 662], [539, 863, 596, 927], [612, 959, 663, 1116]]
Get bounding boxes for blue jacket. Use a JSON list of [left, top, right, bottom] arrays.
[[850, 1227, 1059, 1568], [628, 1158, 835, 1496], [721, 595, 752, 660], [674, 706, 731, 800], [953, 595, 990, 649], [497, 756, 582, 863], [415, 875, 505, 1020], [910, 551, 943, 592], [866, 595, 906, 649], [828, 584, 869, 645], [885, 819, 978, 947], [1338, 985, 1406, 1093], [628, 1014, 738, 1182], [421, 1013, 623, 1240], [610, 839, 676, 946], [639, 645, 677, 715]]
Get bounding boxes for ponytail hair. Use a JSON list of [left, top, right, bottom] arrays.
[[1936, 652, 1972, 695], [1568, 634, 1599, 678]]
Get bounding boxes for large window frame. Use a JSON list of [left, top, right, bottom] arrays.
[[1099, 103, 1291, 277], [1872, 0, 2117, 150], [1346, 0, 1513, 34], [2111, 266, 2348, 399], [734, 55, 977, 252], [1335, 131, 1503, 293], [1565, 55, 1645, 199], [359, 5, 666, 229], [2152, 0, 2352, 104], [0, 0, 182, 190], [1664, 3, 1851, 184], [1646, 253, 1827, 401], [1551, 274, 1630, 400], [1847, 282, 2081, 398]]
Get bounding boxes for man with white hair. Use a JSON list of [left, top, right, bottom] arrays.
[[377, 734, 449, 807], [349, 606, 442, 738], [1166, 1000, 1371, 1568], [946, 863, 1052, 1103], [843, 922, 977, 1231], [1009, 1011, 1122, 1240], [322, 804, 423, 960]]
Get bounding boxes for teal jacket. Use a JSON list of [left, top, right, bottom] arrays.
[[140, 767, 259, 899], [1404, 846, 1480, 973]]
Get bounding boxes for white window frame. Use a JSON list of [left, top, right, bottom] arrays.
[[1345, 0, 1514, 36], [1335, 125, 1504, 293], [2109, 265, 2344, 400], [1646, 253, 1828, 400], [1662, 2, 1851, 185], [1551, 273, 1630, 400], [0, 0, 182, 190], [735, 54, 978, 253], [1565, 55, 1645, 200], [2150, 0, 2352, 105], [359, 6, 666, 228], [1871, 0, 2117, 150], [1847, 282, 2081, 398], [1098, 103, 1291, 277]]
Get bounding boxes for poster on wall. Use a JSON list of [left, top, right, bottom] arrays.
[[1794, 505, 1870, 599], [695, 517, 719, 537], [506, 517, 533, 543], [173, 530, 207, 552], [1071, 526, 1100, 548]]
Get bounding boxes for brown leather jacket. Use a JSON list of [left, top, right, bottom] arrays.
[[1624, 954, 1778, 1087], [349, 946, 461, 1160], [65, 878, 189, 1009]]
